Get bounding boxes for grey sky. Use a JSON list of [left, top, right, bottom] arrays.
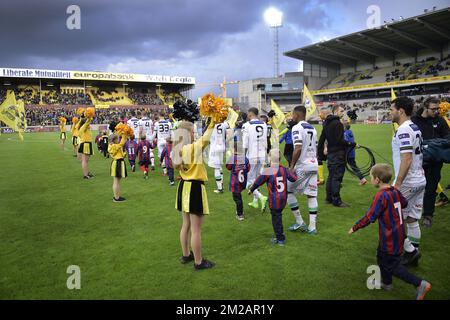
[[0, 0, 448, 98]]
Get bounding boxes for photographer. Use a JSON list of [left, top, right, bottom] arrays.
[[412, 97, 449, 227]]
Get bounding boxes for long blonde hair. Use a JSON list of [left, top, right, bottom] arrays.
[[173, 121, 194, 171]]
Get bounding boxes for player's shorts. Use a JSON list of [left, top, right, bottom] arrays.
[[157, 141, 167, 157], [208, 150, 224, 169], [78, 142, 93, 155], [72, 136, 78, 146], [111, 158, 127, 178], [176, 180, 209, 215], [60, 132, 66, 140], [139, 160, 150, 167], [287, 168, 318, 197], [246, 160, 264, 187], [399, 183, 426, 220]]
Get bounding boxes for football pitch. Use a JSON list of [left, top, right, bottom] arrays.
[[0, 124, 449, 300]]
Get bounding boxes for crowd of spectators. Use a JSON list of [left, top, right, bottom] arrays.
[[23, 106, 170, 126], [128, 89, 163, 105], [42, 90, 92, 105]]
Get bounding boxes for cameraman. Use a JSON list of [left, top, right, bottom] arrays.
[[412, 97, 449, 227], [318, 105, 357, 207]]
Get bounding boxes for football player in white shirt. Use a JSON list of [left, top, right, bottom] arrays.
[[155, 113, 172, 175], [208, 121, 229, 193], [127, 112, 140, 143], [286, 105, 319, 234], [244, 107, 268, 211], [391, 96, 426, 266], [139, 112, 156, 170]]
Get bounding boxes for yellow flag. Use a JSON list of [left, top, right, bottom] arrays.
[[226, 107, 239, 129], [303, 84, 317, 120], [390, 88, 398, 136], [0, 91, 27, 140], [270, 99, 285, 129], [391, 88, 397, 101]]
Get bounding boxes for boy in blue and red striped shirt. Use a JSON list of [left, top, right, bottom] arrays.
[[249, 151, 297, 245], [124, 135, 138, 172], [160, 137, 174, 186], [136, 135, 156, 179], [349, 163, 431, 300], [226, 149, 250, 221]]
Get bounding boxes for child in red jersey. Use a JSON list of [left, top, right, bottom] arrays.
[[249, 151, 297, 245], [226, 145, 250, 221], [124, 135, 138, 172], [349, 163, 431, 300], [136, 134, 156, 179], [160, 137, 175, 186]]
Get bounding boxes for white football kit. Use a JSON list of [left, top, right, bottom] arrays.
[[155, 120, 172, 157], [127, 117, 140, 141], [392, 120, 426, 219], [243, 119, 267, 187], [208, 122, 229, 169], [287, 121, 318, 197]]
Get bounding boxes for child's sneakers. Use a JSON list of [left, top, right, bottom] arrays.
[[271, 237, 285, 246], [288, 222, 308, 232], [144, 172, 149, 179], [416, 280, 431, 300], [236, 213, 245, 221], [213, 189, 224, 194], [180, 251, 194, 264], [307, 228, 318, 235], [170, 181, 175, 186], [381, 282, 394, 291], [194, 259, 215, 271]]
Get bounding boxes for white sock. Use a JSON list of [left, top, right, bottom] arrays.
[[287, 193, 304, 225], [214, 169, 223, 190], [150, 157, 155, 167], [407, 221, 421, 249], [309, 213, 317, 230], [404, 238, 415, 253]]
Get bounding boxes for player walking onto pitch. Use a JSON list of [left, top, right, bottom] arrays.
[[208, 120, 229, 193], [127, 111, 140, 142], [243, 107, 268, 211], [155, 113, 172, 175], [139, 112, 156, 170], [286, 105, 319, 235], [348, 164, 431, 300], [390, 97, 426, 266]]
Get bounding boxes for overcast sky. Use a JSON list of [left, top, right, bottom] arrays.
[[0, 0, 448, 98]]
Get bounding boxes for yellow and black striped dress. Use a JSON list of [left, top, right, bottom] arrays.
[[78, 118, 93, 155], [175, 123, 214, 215], [71, 121, 79, 146], [108, 134, 127, 178], [59, 120, 67, 140]]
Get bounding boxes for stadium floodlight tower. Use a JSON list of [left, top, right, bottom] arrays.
[[264, 7, 283, 78]]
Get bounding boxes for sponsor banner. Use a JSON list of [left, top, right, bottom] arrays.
[[1, 124, 109, 133], [312, 75, 450, 95], [0, 67, 195, 85]]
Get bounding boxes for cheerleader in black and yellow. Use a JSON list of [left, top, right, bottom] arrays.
[[108, 133, 128, 202], [59, 117, 67, 150], [174, 119, 216, 270], [78, 108, 95, 179], [70, 117, 79, 157]]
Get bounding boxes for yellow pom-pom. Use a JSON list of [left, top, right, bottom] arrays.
[[200, 93, 216, 117], [59, 117, 67, 124], [72, 117, 79, 124], [76, 107, 85, 116], [85, 107, 95, 118], [439, 102, 449, 118]]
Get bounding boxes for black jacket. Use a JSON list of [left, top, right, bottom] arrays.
[[411, 115, 449, 140], [318, 115, 355, 160]]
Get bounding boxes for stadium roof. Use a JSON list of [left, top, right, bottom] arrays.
[[284, 7, 450, 66]]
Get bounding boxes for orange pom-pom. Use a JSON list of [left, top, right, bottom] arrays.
[[200, 93, 229, 122], [59, 117, 67, 124], [72, 117, 79, 124], [76, 107, 85, 116], [85, 107, 95, 118]]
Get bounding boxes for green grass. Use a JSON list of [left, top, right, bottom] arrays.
[[0, 124, 449, 299]]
